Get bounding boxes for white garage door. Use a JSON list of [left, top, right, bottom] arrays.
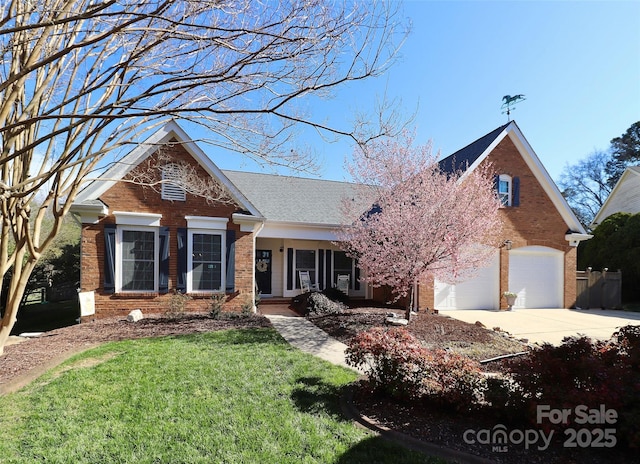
[[509, 246, 563, 309], [434, 251, 499, 310]]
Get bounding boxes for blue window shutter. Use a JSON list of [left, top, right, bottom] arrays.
[[286, 248, 294, 291], [318, 250, 325, 290], [225, 229, 236, 292], [159, 227, 170, 294], [513, 177, 520, 207], [104, 224, 116, 294], [177, 228, 187, 293]]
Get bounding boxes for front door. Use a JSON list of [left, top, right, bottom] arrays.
[[255, 250, 272, 295]]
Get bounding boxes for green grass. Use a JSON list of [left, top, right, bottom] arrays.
[[0, 329, 440, 463]]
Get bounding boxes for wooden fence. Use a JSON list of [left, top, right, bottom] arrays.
[[576, 268, 622, 309]]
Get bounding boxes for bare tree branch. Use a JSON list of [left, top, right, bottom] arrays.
[[0, 0, 408, 352]]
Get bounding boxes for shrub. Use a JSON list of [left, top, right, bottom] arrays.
[[165, 291, 191, 319], [209, 293, 226, 319], [240, 293, 255, 316], [322, 287, 350, 305], [306, 292, 346, 316], [346, 327, 431, 400], [291, 288, 348, 315], [423, 349, 485, 410], [346, 327, 485, 407], [507, 336, 625, 415]]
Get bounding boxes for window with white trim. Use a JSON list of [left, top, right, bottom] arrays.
[[295, 249, 316, 289], [117, 227, 159, 292], [498, 174, 512, 206], [161, 164, 186, 201], [184, 216, 229, 293], [188, 230, 225, 292]]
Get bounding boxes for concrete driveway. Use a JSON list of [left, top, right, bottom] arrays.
[[442, 308, 640, 345]]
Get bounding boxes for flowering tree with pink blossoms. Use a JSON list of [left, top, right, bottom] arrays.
[[337, 132, 503, 320]]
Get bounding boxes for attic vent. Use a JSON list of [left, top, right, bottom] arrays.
[[161, 164, 186, 201]]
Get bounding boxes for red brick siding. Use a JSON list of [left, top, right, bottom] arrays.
[[418, 135, 577, 310], [79, 142, 254, 320]]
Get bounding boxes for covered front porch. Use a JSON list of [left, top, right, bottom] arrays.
[[254, 237, 367, 300]]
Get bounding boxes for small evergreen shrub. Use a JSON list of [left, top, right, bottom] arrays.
[[504, 327, 640, 447], [165, 291, 191, 319], [346, 327, 485, 407], [209, 293, 226, 319], [423, 349, 485, 409], [346, 327, 431, 400], [306, 292, 346, 316], [291, 288, 349, 315]]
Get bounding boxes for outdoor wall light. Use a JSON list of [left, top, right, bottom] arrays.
[[504, 240, 512, 250], [279, 246, 284, 252]]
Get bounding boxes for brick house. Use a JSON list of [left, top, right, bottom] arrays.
[[421, 121, 591, 311], [71, 120, 590, 318], [71, 120, 374, 318]]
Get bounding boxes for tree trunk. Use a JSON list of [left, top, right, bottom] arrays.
[[0, 253, 34, 355], [0, 292, 22, 356], [405, 286, 413, 322]]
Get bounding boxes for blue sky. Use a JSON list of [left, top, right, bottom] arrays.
[[209, 0, 640, 184]]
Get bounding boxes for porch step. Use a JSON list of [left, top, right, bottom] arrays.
[[259, 298, 291, 305]]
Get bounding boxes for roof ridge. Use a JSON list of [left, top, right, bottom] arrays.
[[222, 169, 358, 186]]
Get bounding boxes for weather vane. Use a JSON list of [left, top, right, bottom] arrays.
[[501, 94, 526, 121]]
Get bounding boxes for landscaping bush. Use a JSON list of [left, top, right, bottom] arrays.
[[291, 289, 347, 315], [208, 293, 226, 319], [423, 349, 485, 410], [507, 336, 625, 415], [346, 327, 485, 407], [346, 327, 431, 400], [165, 291, 191, 319], [306, 291, 346, 315], [504, 328, 640, 447], [322, 286, 350, 305]]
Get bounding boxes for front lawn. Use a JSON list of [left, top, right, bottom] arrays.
[[0, 328, 438, 464]]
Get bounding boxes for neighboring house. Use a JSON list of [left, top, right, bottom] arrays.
[[591, 166, 640, 228], [71, 120, 590, 318], [421, 121, 591, 310]]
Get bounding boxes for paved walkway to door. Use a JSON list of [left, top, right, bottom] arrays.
[[260, 305, 364, 373], [443, 308, 640, 345]]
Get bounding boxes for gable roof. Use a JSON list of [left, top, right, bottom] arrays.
[[439, 123, 510, 173], [440, 121, 588, 236], [73, 120, 261, 218], [222, 170, 375, 226], [591, 166, 640, 227]]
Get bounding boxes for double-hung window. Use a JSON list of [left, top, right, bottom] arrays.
[[185, 216, 228, 293], [498, 174, 512, 206], [120, 229, 157, 291], [112, 212, 163, 293]]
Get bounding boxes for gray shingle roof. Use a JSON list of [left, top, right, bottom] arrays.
[[222, 170, 376, 225]]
